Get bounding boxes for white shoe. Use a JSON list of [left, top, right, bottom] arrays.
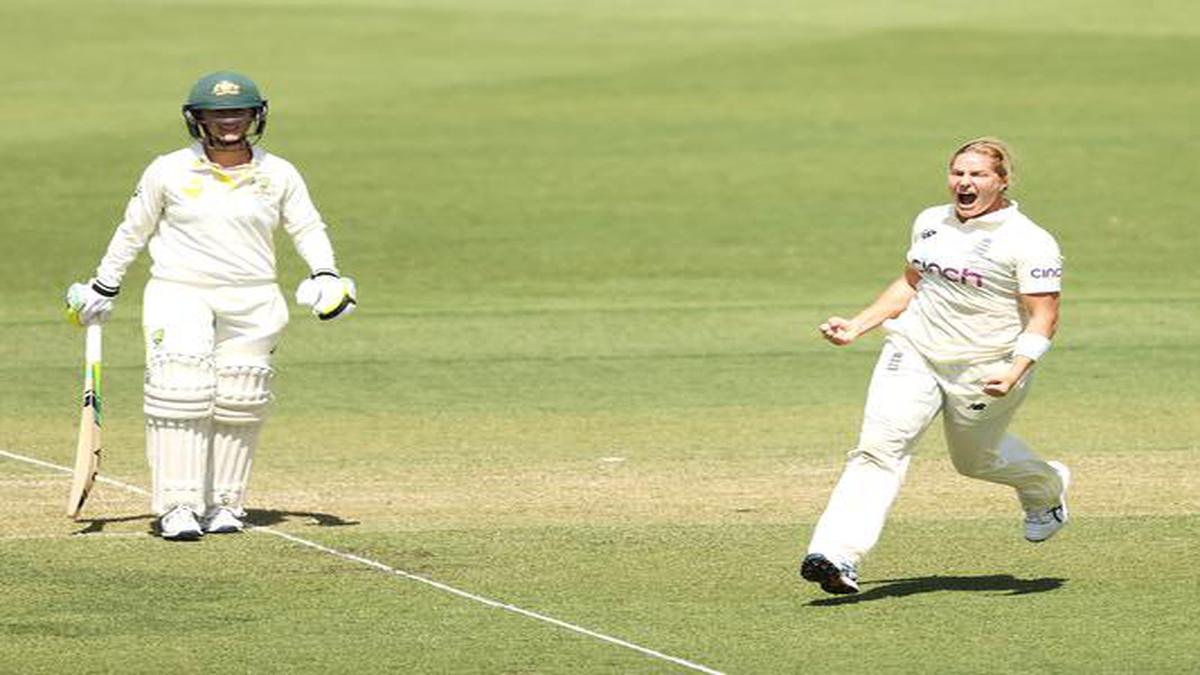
[[203, 507, 245, 534], [1025, 461, 1070, 542], [159, 506, 203, 541]]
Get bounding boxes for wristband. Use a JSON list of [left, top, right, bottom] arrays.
[[1013, 332, 1052, 361], [91, 279, 120, 298]]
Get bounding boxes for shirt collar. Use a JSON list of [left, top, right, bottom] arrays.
[[948, 200, 1019, 228], [188, 142, 263, 170]]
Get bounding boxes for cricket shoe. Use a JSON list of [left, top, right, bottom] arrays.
[[801, 553, 860, 595], [1025, 460, 1070, 542], [203, 507, 245, 534], [159, 505, 204, 541]]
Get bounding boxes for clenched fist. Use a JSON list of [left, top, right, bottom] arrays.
[[818, 316, 861, 346]]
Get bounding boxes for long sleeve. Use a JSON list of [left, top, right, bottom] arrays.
[[279, 166, 326, 241], [95, 158, 166, 289], [294, 228, 338, 276], [279, 164, 338, 275]]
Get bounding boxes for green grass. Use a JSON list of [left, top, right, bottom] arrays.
[[2, 1, 1198, 673]]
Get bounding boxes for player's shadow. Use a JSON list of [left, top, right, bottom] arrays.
[[71, 513, 154, 535], [244, 508, 359, 528], [809, 574, 1066, 606], [70, 509, 358, 535]]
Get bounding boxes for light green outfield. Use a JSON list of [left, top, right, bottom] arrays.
[[1, 1, 1197, 673]]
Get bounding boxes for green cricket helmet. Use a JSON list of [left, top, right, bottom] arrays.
[[182, 71, 269, 146]]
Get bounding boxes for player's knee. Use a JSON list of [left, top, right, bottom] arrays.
[[948, 450, 997, 478], [214, 364, 274, 425], [847, 439, 907, 472], [144, 353, 215, 419]]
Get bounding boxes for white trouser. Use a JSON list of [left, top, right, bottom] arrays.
[[807, 334, 1062, 567], [143, 279, 287, 516]]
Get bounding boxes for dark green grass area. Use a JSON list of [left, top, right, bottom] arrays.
[[2, 1, 1199, 673], [3, 516, 1196, 673], [0, 534, 658, 674]]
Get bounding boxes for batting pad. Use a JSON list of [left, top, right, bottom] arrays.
[[143, 353, 216, 514], [147, 416, 210, 515], [213, 365, 273, 425], [144, 353, 216, 419], [209, 365, 274, 513]]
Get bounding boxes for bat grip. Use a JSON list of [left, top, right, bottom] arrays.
[[85, 324, 103, 363]]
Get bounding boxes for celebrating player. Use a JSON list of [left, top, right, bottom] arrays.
[[66, 71, 357, 540], [800, 138, 1068, 594]]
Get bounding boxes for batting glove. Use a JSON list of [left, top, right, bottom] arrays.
[[65, 279, 119, 326], [295, 272, 357, 321]]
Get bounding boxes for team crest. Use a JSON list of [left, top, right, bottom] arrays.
[[211, 80, 241, 96], [253, 174, 274, 199]]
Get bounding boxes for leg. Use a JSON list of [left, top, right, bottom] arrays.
[[940, 364, 1069, 540], [142, 280, 216, 539], [207, 364, 273, 527], [206, 284, 288, 530], [806, 337, 943, 574], [941, 366, 1062, 509]]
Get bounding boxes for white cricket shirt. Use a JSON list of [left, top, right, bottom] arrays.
[[96, 144, 336, 288], [883, 202, 1063, 364]]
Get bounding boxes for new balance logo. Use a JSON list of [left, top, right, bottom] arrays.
[[920, 229, 938, 240]]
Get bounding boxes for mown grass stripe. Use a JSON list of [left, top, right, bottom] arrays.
[[0, 447, 725, 675]]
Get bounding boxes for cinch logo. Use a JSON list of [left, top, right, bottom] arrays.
[[911, 258, 984, 287], [1030, 267, 1062, 279]]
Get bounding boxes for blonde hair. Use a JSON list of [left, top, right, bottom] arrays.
[[950, 137, 1014, 187]]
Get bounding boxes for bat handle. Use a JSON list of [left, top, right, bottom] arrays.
[[85, 323, 103, 363]]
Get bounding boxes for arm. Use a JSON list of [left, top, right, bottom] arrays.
[[982, 291, 1060, 397], [95, 161, 165, 290], [279, 166, 337, 274], [294, 228, 338, 277], [280, 167, 356, 321], [818, 267, 919, 346], [67, 161, 164, 325]]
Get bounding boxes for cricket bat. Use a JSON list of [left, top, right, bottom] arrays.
[[67, 323, 103, 519]]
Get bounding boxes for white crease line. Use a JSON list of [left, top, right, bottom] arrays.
[[0, 448, 724, 675], [0, 449, 149, 496]]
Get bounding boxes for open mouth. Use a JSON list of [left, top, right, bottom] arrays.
[[956, 192, 978, 207]]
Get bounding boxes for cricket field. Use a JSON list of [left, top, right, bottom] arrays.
[[1, 1, 1197, 672]]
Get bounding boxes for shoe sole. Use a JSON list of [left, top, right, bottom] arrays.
[[801, 555, 859, 595], [204, 525, 243, 534], [161, 530, 203, 541], [1026, 461, 1070, 543]]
